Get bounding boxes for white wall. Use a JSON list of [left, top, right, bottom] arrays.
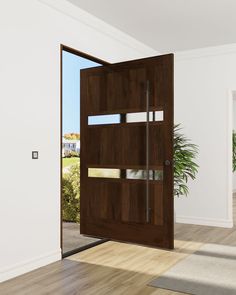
[[233, 93, 236, 192], [0, 0, 156, 282], [174, 45, 236, 228]]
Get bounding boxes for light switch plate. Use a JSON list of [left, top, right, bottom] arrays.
[[32, 151, 39, 159]]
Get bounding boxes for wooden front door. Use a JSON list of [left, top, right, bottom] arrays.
[[80, 54, 174, 249]]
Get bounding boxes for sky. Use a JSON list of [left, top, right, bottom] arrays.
[[62, 51, 100, 134]]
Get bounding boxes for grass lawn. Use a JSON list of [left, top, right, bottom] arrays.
[[62, 157, 79, 168]]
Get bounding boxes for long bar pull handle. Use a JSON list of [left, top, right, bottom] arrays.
[[146, 80, 150, 223]]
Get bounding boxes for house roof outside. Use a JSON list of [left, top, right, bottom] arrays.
[[62, 138, 80, 144]]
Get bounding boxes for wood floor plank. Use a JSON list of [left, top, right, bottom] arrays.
[[1, 197, 235, 295]]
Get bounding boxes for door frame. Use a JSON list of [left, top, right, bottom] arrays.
[[60, 44, 110, 257]]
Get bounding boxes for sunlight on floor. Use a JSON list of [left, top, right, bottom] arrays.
[[67, 240, 203, 276]]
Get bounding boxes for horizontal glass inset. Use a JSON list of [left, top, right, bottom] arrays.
[[127, 169, 163, 180], [88, 168, 120, 178], [88, 114, 120, 125], [126, 111, 163, 123], [88, 168, 163, 180], [88, 111, 164, 126]]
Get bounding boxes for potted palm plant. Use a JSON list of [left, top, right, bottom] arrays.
[[174, 124, 199, 197]]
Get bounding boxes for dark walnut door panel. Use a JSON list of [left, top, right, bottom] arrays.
[[86, 122, 164, 168], [80, 54, 174, 249]]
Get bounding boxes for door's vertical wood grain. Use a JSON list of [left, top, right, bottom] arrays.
[[80, 54, 174, 249]]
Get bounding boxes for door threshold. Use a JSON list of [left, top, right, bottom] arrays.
[[62, 238, 109, 258]]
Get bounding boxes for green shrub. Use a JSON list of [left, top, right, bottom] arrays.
[[69, 151, 79, 158], [62, 163, 80, 222], [64, 151, 79, 158]]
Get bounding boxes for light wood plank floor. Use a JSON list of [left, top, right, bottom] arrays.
[[1, 198, 236, 295]]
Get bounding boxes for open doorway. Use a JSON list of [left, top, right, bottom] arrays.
[[61, 50, 174, 253], [60, 45, 109, 257]]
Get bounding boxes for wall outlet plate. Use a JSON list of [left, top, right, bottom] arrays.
[[32, 151, 39, 159]]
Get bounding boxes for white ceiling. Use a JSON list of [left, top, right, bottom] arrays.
[[66, 0, 236, 53]]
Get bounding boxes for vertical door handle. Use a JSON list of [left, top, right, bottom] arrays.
[[146, 80, 150, 223]]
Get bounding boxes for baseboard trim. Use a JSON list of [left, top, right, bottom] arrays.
[[176, 216, 234, 228], [0, 249, 61, 283]]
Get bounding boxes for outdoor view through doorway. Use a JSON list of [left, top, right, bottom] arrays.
[[62, 49, 112, 255]]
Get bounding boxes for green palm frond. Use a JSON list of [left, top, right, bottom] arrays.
[[174, 124, 199, 197]]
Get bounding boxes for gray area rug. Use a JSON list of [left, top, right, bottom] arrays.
[[149, 243, 236, 295]]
